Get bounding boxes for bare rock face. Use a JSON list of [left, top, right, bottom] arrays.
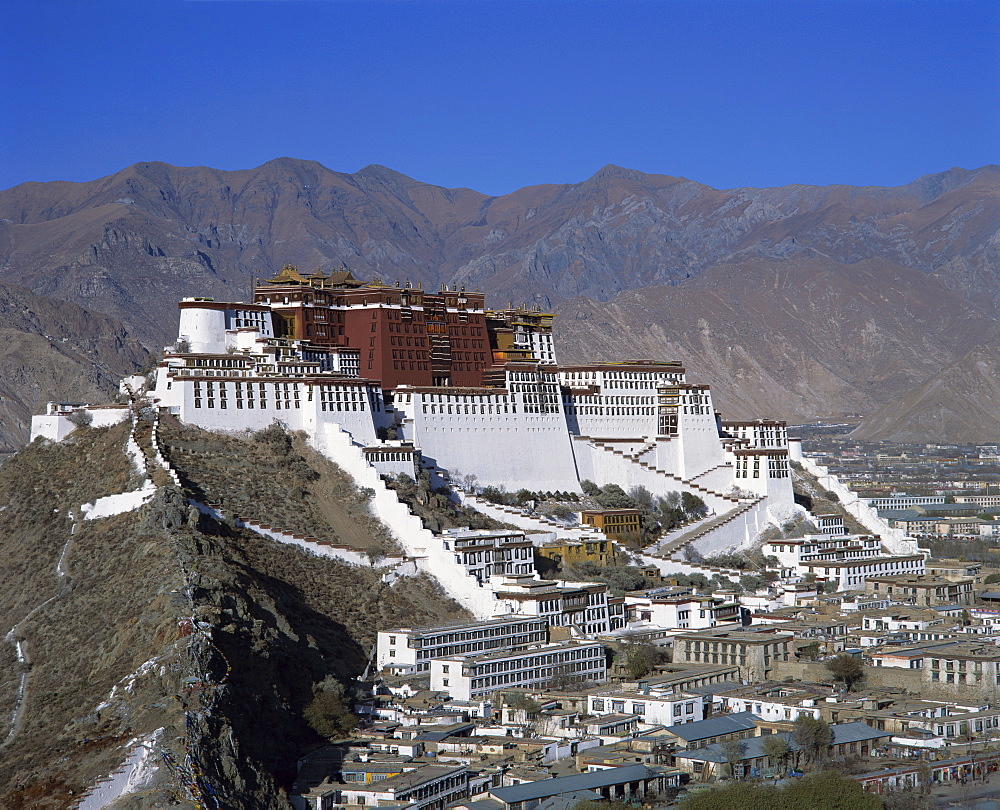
[[0, 159, 997, 441], [848, 345, 1000, 443]]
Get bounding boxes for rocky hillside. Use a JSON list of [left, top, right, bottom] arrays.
[[1, 159, 997, 442], [554, 252, 1000, 434], [0, 419, 465, 808], [0, 282, 149, 457], [847, 344, 1000, 443]]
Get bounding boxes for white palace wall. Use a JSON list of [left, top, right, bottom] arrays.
[[159, 374, 381, 446], [395, 397, 581, 493], [30, 405, 131, 443], [178, 307, 227, 354], [568, 410, 658, 439], [663, 412, 729, 481], [800, 455, 919, 556], [687, 463, 737, 494]]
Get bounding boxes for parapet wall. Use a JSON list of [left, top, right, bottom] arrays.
[[800, 456, 919, 555], [310, 422, 499, 619], [404, 412, 582, 493]]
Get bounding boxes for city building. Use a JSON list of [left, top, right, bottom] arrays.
[[864, 575, 976, 606], [376, 617, 549, 672], [428, 640, 606, 701], [491, 575, 612, 636], [441, 528, 535, 583], [673, 630, 794, 681], [580, 509, 643, 545]]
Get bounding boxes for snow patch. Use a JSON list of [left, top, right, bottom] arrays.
[[125, 430, 146, 478], [76, 728, 163, 810], [105, 654, 161, 705]]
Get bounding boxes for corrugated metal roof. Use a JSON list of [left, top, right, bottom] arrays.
[[490, 764, 658, 803], [677, 722, 887, 764], [664, 711, 760, 741]]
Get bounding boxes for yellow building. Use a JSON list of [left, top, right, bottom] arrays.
[[581, 509, 643, 545], [539, 538, 626, 568]]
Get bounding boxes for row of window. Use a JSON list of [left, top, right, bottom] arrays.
[[469, 661, 601, 690]]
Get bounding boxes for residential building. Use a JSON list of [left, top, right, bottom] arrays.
[[673, 630, 794, 681], [429, 640, 607, 701], [441, 528, 535, 583], [491, 575, 612, 636], [580, 510, 643, 545], [864, 575, 975, 606], [377, 617, 548, 672], [485, 764, 680, 810], [587, 689, 705, 727]]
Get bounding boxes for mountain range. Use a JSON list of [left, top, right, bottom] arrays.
[[1, 159, 998, 444]]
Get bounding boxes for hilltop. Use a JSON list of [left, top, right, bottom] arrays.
[[1, 160, 998, 441]]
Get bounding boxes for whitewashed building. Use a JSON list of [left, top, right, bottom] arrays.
[[587, 689, 705, 726], [429, 640, 606, 701], [376, 617, 549, 672]]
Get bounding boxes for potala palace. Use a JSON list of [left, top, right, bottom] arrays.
[[32, 265, 918, 621], [34, 266, 993, 807]]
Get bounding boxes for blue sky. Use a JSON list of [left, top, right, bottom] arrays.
[[3, 0, 998, 195]]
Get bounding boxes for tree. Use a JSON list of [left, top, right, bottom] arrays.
[[825, 653, 865, 692], [628, 485, 655, 510], [571, 562, 648, 595], [721, 738, 746, 779], [679, 772, 880, 809], [681, 491, 708, 519], [881, 785, 931, 810], [67, 409, 93, 428], [792, 715, 832, 764], [761, 734, 791, 774], [595, 483, 638, 510], [544, 503, 575, 521], [620, 642, 668, 679], [739, 574, 766, 593], [303, 677, 358, 739], [799, 642, 822, 661], [581, 480, 601, 496]]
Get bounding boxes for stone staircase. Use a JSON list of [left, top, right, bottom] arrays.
[[576, 436, 774, 568], [580, 437, 742, 512], [310, 423, 503, 618], [654, 498, 765, 561]]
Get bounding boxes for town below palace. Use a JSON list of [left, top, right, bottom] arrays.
[[34, 267, 1000, 807]]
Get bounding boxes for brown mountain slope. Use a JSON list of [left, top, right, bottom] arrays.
[[849, 346, 1000, 443], [1, 160, 997, 348], [554, 253, 1000, 429], [0, 283, 149, 455]]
